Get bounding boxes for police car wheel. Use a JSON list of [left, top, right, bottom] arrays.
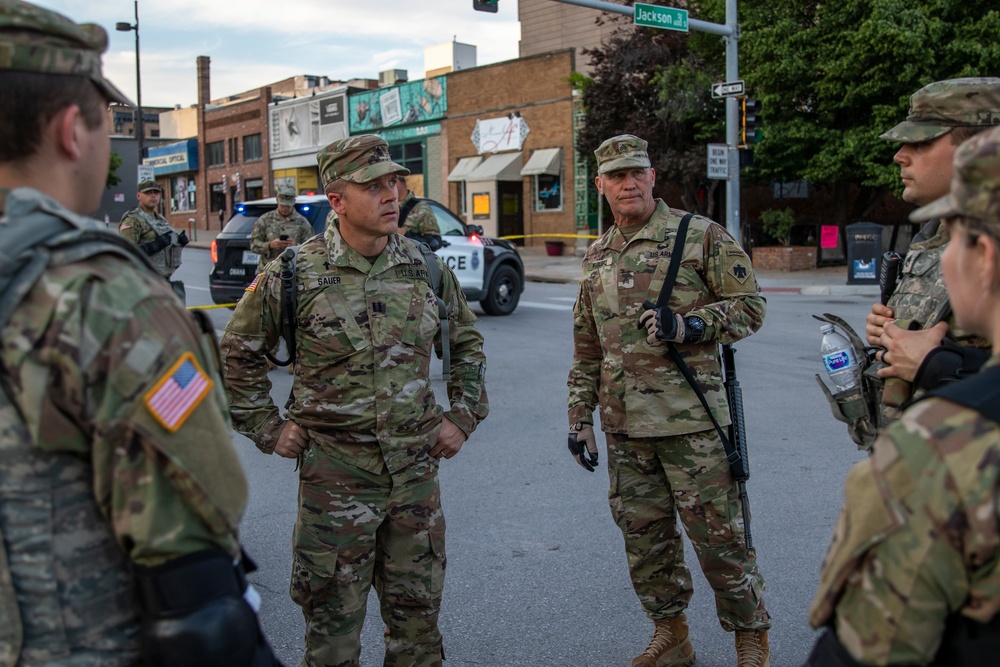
[[480, 264, 520, 316]]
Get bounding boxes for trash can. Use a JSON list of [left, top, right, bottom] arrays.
[[845, 222, 882, 285]]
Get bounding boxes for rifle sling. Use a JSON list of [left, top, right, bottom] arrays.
[[654, 213, 739, 467]]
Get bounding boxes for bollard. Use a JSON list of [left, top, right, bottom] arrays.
[[187, 218, 197, 242]]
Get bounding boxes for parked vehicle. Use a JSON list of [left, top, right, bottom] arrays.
[[209, 195, 524, 315]]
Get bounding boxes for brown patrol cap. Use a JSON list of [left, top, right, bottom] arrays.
[[137, 180, 161, 193], [880, 77, 1000, 144], [0, 0, 132, 106], [910, 125, 1000, 225], [594, 134, 651, 175], [316, 134, 409, 187]]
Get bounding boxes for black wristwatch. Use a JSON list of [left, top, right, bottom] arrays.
[[683, 315, 707, 343]]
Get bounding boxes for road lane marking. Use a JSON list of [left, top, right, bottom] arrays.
[[519, 301, 572, 311]]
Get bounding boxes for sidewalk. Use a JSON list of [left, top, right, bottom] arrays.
[[518, 246, 880, 297], [189, 230, 876, 297]]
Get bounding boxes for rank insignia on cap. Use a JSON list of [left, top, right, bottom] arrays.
[[144, 353, 213, 432], [246, 274, 262, 292]]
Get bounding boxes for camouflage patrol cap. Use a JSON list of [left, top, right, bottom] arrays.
[[276, 184, 296, 205], [0, 0, 132, 106], [316, 134, 408, 187], [880, 77, 1000, 143], [594, 134, 651, 174], [911, 125, 1000, 224], [137, 180, 161, 193]]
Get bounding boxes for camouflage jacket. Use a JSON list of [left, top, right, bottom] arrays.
[[399, 192, 440, 237], [221, 221, 489, 483], [809, 356, 1000, 665], [118, 207, 182, 278], [568, 200, 765, 436], [0, 188, 246, 664], [249, 208, 314, 272]]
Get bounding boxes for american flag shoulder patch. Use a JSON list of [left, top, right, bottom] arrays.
[[144, 352, 214, 432], [246, 274, 262, 292]]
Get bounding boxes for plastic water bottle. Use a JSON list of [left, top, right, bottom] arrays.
[[820, 324, 859, 392]]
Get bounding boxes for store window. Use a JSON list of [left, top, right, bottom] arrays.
[[389, 142, 424, 176], [456, 181, 467, 216], [245, 178, 263, 201], [169, 175, 195, 213], [243, 134, 262, 162], [534, 173, 562, 212], [206, 141, 224, 167]]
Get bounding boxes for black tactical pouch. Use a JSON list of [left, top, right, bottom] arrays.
[[812, 313, 883, 452]]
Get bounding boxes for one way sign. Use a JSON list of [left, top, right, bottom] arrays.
[[711, 80, 745, 98]]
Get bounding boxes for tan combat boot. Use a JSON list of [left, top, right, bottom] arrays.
[[735, 629, 770, 667], [629, 614, 696, 667]]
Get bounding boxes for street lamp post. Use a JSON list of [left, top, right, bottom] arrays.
[[116, 0, 143, 165]]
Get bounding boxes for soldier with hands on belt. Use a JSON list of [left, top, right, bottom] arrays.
[[250, 183, 313, 274], [862, 79, 999, 441], [118, 179, 189, 302], [806, 124, 1000, 667], [0, 2, 280, 665], [566, 134, 771, 667], [221, 134, 489, 667]]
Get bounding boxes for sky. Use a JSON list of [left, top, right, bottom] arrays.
[[36, 1, 522, 108]]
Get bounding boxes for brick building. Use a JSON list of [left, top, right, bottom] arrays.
[[444, 49, 585, 250]]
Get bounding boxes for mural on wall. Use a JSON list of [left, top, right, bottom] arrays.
[[349, 76, 447, 132]]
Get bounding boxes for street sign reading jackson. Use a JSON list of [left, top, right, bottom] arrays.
[[633, 3, 689, 32]]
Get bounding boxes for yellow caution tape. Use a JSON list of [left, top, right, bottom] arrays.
[[187, 303, 237, 310], [498, 233, 600, 241]]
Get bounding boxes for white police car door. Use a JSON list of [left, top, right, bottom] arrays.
[[429, 203, 485, 292]]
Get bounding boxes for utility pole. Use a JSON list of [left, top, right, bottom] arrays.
[[116, 0, 143, 166], [544, 0, 743, 243]]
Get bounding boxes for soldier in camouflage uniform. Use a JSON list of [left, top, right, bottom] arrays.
[[566, 135, 771, 667], [0, 2, 279, 666], [250, 183, 314, 273], [861, 79, 999, 445], [396, 175, 442, 250], [221, 134, 489, 667], [806, 125, 1000, 667], [118, 179, 189, 302]]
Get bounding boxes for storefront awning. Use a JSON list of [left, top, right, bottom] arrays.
[[447, 156, 483, 182], [466, 152, 523, 182], [520, 148, 562, 176]]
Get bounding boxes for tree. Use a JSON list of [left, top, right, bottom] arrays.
[[741, 1, 1000, 226], [107, 151, 123, 189], [576, 1, 727, 218]]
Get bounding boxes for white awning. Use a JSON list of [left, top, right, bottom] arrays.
[[466, 152, 523, 182], [520, 148, 562, 176], [447, 156, 483, 182]]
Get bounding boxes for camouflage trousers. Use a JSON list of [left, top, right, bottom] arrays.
[[606, 430, 770, 632], [290, 446, 446, 667]]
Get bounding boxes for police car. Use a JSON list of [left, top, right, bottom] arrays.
[[209, 195, 524, 315]]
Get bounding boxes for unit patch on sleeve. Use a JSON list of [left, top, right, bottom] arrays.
[[144, 352, 213, 432], [727, 260, 750, 284]]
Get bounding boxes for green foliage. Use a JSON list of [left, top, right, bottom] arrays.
[[106, 151, 122, 189], [565, 71, 593, 96], [740, 1, 1000, 220], [759, 207, 796, 246]]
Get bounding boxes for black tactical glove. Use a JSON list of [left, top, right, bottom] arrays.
[[139, 232, 173, 256], [638, 300, 685, 344], [568, 423, 598, 472], [177, 230, 190, 247]]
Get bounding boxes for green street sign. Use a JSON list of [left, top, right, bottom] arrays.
[[634, 3, 689, 32]]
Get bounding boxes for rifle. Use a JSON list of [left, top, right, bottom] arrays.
[[642, 212, 755, 550], [722, 344, 752, 549]]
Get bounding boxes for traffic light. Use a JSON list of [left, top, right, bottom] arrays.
[[473, 0, 498, 12], [742, 98, 763, 146]]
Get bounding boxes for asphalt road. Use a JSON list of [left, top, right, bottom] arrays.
[[177, 250, 873, 667]]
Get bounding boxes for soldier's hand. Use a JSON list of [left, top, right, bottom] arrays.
[[274, 420, 309, 458], [268, 238, 291, 250], [865, 303, 894, 345], [429, 418, 466, 460], [568, 423, 598, 472], [638, 300, 685, 345], [876, 321, 949, 382], [177, 230, 190, 247]]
